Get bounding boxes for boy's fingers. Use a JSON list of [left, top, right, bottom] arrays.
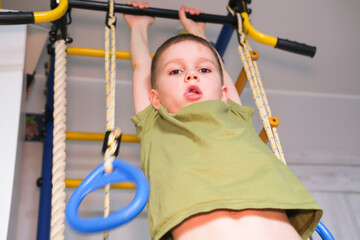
[[126, 1, 150, 9], [196, 9, 203, 15], [139, 2, 150, 9], [132, 1, 139, 8], [179, 5, 187, 20], [138, 2, 144, 9], [183, 6, 203, 16]]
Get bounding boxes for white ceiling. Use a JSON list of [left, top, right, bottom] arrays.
[[2, 0, 360, 96]]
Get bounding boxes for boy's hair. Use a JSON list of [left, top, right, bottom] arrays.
[[151, 33, 224, 89]]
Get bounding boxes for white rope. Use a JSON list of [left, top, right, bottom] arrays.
[[51, 39, 67, 240], [103, 0, 118, 238]]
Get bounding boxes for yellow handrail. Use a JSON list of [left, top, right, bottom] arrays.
[[241, 12, 277, 47], [34, 0, 68, 23]]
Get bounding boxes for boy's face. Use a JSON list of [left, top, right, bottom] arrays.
[[150, 40, 228, 114]]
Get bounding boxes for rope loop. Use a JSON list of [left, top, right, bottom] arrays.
[[235, 12, 245, 47], [102, 128, 122, 157], [105, 13, 117, 28], [105, 0, 116, 28]]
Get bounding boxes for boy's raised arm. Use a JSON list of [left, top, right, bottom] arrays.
[[179, 5, 242, 105], [124, 2, 154, 114]]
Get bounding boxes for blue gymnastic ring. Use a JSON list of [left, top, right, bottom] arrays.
[[65, 159, 149, 233], [315, 221, 335, 240]]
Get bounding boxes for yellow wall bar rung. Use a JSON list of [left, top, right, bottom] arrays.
[[67, 46, 155, 59], [67, 46, 130, 59], [65, 179, 135, 189], [66, 131, 139, 143]]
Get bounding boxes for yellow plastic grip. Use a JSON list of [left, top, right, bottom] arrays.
[[241, 12, 277, 47], [34, 0, 68, 23]]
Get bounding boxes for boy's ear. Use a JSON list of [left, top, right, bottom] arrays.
[[221, 86, 228, 103], [149, 89, 162, 110]]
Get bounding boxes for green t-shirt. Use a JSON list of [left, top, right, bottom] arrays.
[[132, 100, 322, 240]]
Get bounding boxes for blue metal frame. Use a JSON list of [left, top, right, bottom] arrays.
[[36, 48, 54, 240], [214, 12, 234, 58]]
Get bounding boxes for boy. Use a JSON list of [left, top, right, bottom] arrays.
[[124, 2, 322, 240]]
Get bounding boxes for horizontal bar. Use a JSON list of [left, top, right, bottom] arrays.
[[66, 131, 139, 143], [66, 179, 135, 189], [68, 0, 236, 26]]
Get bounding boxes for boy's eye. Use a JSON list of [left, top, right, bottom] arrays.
[[200, 68, 211, 73], [169, 69, 181, 75]]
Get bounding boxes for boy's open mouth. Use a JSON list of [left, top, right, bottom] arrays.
[[184, 85, 203, 100]]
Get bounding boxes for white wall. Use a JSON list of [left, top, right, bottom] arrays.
[[0, 25, 27, 240]]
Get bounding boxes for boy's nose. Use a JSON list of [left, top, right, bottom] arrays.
[[185, 71, 199, 82]]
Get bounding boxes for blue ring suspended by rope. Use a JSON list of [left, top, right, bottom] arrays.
[[65, 159, 149, 233], [316, 221, 335, 240]]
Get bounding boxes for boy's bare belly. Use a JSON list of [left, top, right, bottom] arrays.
[[172, 209, 302, 240]]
